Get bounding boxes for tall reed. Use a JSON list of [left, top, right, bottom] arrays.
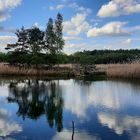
[[0, 63, 73, 77], [97, 62, 140, 79]]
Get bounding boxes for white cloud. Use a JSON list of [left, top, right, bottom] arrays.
[[0, 36, 17, 52], [0, 0, 22, 22], [123, 38, 133, 44], [129, 25, 140, 32], [68, 2, 92, 15], [63, 13, 91, 36], [64, 36, 82, 41], [98, 0, 140, 18], [0, 36, 17, 41], [49, 4, 65, 10], [87, 22, 130, 37], [65, 42, 87, 48], [0, 0, 22, 11], [64, 42, 88, 54], [49, 2, 92, 15]]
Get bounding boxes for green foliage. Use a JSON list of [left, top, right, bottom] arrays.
[[44, 18, 56, 54], [1, 49, 140, 65], [54, 13, 65, 53], [69, 49, 140, 64], [28, 26, 44, 55], [6, 26, 29, 52], [5, 13, 65, 66], [0, 53, 9, 62]]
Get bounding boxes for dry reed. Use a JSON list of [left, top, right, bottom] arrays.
[[0, 63, 73, 77], [97, 62, 140, 79]]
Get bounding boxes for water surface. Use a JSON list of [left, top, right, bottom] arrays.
[[0, 78, 140, 140]]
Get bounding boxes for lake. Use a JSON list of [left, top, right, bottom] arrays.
[[0, 77, 140, 140]]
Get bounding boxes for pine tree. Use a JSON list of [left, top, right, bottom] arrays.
[[44, 18, 56, 54], [6, 26, 29, 53], [28, 26, 44, 55], [27, 26, 44, 67], [54, 13, 65, 54]]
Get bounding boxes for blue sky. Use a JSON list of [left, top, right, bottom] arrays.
[[0, 0, 140, 54]]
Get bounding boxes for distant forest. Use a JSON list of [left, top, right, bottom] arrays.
[[69, 49, 140, 64], [0, 49, 140, 65]]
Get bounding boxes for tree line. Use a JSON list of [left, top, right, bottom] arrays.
[[5, 13, 64, 67], [69, 49, 140, 64], [1, 49, 140, 65]]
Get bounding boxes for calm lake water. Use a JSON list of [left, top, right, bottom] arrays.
[[0, 78, 140, 140]]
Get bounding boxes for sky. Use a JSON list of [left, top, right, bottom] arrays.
[[0, 0, 140, 54]]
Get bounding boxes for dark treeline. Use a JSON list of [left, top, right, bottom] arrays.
[[69, 49, 140, 64], [1, 49, 140, 65]]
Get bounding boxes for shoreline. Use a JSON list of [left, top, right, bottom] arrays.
[[0, 63, 140, 80]]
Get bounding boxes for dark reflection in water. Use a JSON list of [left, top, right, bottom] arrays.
[[7, 80, 63, 132], [0, 78, 140, 140]]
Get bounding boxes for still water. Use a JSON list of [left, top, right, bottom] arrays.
[[0, 78, 140, 140]]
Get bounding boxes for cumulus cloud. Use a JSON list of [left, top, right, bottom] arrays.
[[49, 4, 65, 10], [98, 0, 140, 17], [63, 13, 91, 36], [87, 22, 130, 37], [0, 0, 22, 22]]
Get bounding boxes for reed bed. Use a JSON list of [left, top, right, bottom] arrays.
[[0, 63, 73, 77], [1, 63, 140, 79], [97, 62, 140, 79]]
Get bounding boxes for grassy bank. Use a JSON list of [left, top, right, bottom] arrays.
[[97, 62, 140, 79]]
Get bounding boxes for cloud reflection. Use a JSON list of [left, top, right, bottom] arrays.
[[52, 129, 100, 140], [98, 112, 140, 139], [62, 80, 140, 119], [0, 108, 22, 137]]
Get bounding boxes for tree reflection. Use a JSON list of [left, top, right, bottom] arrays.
[[7, 79, 63, 132]]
